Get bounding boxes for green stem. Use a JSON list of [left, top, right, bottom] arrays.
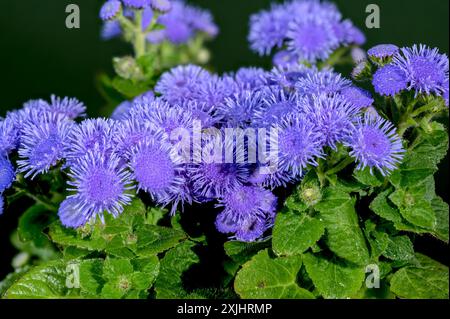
[[133, 10, 146, 58], [325, 157, 355, 176], [25, 193, 58, 212]]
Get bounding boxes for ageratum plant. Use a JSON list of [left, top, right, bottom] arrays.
[[0, 0, 448, 299]]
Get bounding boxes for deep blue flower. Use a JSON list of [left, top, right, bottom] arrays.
[[269, 114, 324, 177], [234, 67, 269, 91], [150, 0, 171, 13], [267, 64, 313, 90], [17, 113, 74, 179], [218, 90, 264, 127], [0, 117, 20, 155], [101, 20, 122, 40], [100, 0, 122, 21], [115, 117, 158, 159], [111, 101, 133, 120], [155, 65, 211, 104], [372, 64, 408, 96], [0, 156, 15, 193], [253, 87, 300, 127], [215, 185, 277, 242], [248, 4, 290, 56], [272, 50, 300, 67], [66, 118, 117, 163], [287, 15, 339, 63], [340, 86, 374, 109], [296, 69, 352, 96], [393, 44, 449, 96], [122, 0, 151, 9], [64, 150, 133, 227], [302, 94, 360, 149], [368, 44, 399, 64], [345, 114, 405, 176]]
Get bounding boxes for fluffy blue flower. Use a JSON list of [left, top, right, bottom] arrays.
[[269, 114, 324, 177], [111, 101, 133, 120], [64, 150, 133, 227], [150, 0, 171, 13], [393, 44, 449, 96], [0, 156, 15, 193], [115, 117, 158, 158], [287, 15, 339, 63], [0, 117, 20, 155], [66, 118, 117, 163], [368, 44, 399, 61], [248, 4, 290, 56], [218, 90, 263, 127], [155, 65, 211, 104], [122, 0, 151, 9], [128, 138, 190, 212], [296, 69, 352, 96], [272, 50, 300, 67], [215, 185, 277, 242], [302, 94, 360, 149], [340, 86, 374, 109], [101, 20, 122, 40], [189, 75, 238, 109], [100, 0, 122, 21], [345, 114, 405, 176], [267, 64, 313, 90], [253, 87, 300, 127], [372, 64, 408, 96], [234, 67, 269, 91], [17, 113, 74, 179]]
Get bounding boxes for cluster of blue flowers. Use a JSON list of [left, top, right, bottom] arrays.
[[248, 0, 365, 64], [1, 0, 448, 243], [100, 0, 218, 44], [369, 44, 449, 104]]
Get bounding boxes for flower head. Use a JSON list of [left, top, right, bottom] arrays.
[[0, 117, 21, 155], [100, 0, 122, 21], [215, 185, 277, 242], [270, 114, 324, 177], [155, 65, 211, 104], [296, 69, 352, 96], [150, 0, 171, 13], [101, 20, 122, 40], [115, 117, 158, 158], [0, 196, 4, 215], [393, 44, 449, 96], [122, 0, 151, 9], [0, 156, 15, 193], [234, 67, 269, 91], [340, 86, 374, 109], [65, 150, 133, 226], [17, 113, 74, 179], [372, 64, 408, 96], [368, 44, 399, 65], [218, 90, 263, 127], [345, 114, 405, 176], [302, 94, 360, 149]]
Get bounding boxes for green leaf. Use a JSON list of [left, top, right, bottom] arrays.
[[234, 249, 314, 299], [430, 196, 449, 242], [364, 220, 390, 259], [390, 253, 449, 299], [3, 260, 76, 299], [136, 224, 186, 256], [155, 241, 199, 299], [383, 235, 415, 265], [315, 189, 369, 265], [18, 205, 56, 247], [48, 222, 107, 251], [370, 189, 403, 224], [303, 253, 365, 299], [146, 207, 167, 225], [353, 167, 384, 187], [272, 210, 324, 256], [112, 77, 150, 99], [224, 239, 271, 265], [78, 259, 105, 297]]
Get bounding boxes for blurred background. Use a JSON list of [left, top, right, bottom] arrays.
[[0, 0, 449, 278]]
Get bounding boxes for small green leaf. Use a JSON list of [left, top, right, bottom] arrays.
[[272, 210, 324, 256], [303, 253, 365, 299], [370, 189, 403, 224], [136, 224, 186, 256], [3, 260, 75, 299], [18, 205, 56, 247], [224, 239, 271, 265], [353, 167, 384, 187], [155, 241, 199, 299], [234, 249, 314, 299], [430, 196, 449, 242], [48, 222, 107, 251], [390, 253, 449, 299], [78, 259, 105, 297], [383, 235, 415, 264], [315, 189, 369, 265], [112, 77, 150, 99]]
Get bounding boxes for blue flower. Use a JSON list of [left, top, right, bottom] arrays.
[[115, 117, 158, 159], [150, 0, 171, 13], [248, 4, 290, 56], [372, 64, 408, 96], [101, 20, 122, 40], [267, 64, 313, 90], [17, 113, 74, 179], [0, 196, 4, 216], [345, 114, 405, 176], [100, 0, 122, 21], [218, 90, 263, 127], [296, 69, 352, 96], [215, 185, 277, 242], [253, 86, 300, 127], [340, 86, 374, 109], [393, 44, 449, 96], [155, 65, 211, 104], [0, 156, 15, 193], [234, 67, 270, 91], [66, 118, 117, 164], [111, 101, 133, 120], [302, 94, 360, 149], [0, 117, 21, 155], [287, 15, 339, 63], [122, 0, 151, 9], [368, 44, 399, 64], [269, 114, 324, 177], [64, 150, 133, 227]]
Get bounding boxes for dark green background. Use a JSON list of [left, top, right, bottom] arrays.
[[0, 1, 449, 278]]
